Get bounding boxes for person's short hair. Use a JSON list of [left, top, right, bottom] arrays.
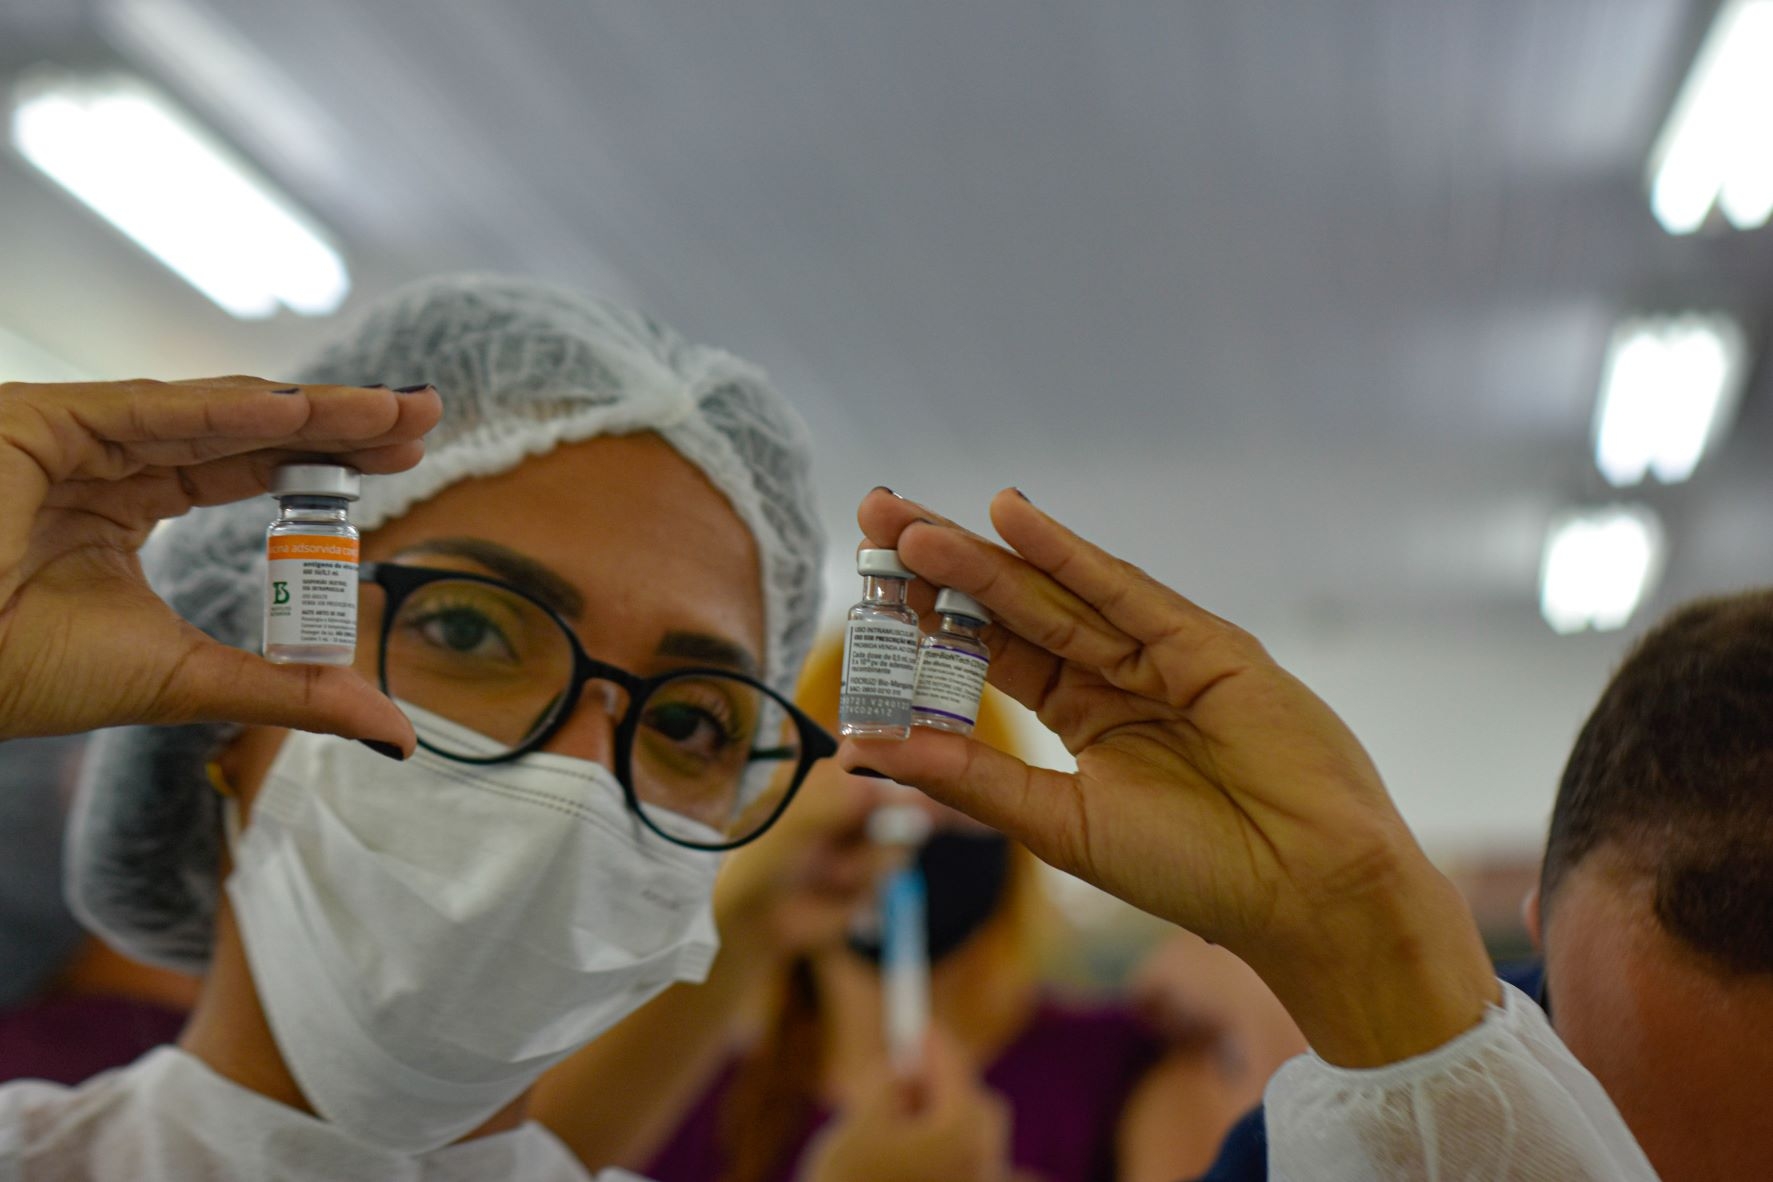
[[1541, 589, 1773, 975]]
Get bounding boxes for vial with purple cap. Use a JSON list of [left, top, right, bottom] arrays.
[[911, 589, 991, 735]]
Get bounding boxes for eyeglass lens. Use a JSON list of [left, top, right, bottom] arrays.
[[378, 575, 802, 844]]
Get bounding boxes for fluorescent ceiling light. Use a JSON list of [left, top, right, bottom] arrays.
[[9, 70, 348, 319], [1648, 0, 1773, 234], [1593, 314, 1749, 486], [1539, 506, 1664, 635], [100, 0, 348, 186]]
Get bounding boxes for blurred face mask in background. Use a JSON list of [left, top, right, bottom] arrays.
[[848, 829, 1012, 966], [226, 710, 723, 1154]]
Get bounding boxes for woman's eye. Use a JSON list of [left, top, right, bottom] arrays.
[[413, 609, 516, 661], [644, 702, 736, 759]]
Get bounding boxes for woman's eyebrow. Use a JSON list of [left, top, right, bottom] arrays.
[[392, 538, 586, 620], [656, 631, 760, 678]]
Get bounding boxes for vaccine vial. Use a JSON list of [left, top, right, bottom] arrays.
[[840, 549, 921, 738], [263, 463, 362, 666], [911, 589, 991, 735]]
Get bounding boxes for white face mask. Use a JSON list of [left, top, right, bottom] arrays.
[[226, 708, 723, 1154]]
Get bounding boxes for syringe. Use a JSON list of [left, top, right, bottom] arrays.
[[869, 791, 932, 1077], [879, 860, 929, 1077]]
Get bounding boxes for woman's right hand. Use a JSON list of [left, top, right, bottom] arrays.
[[0, 377, 439, 748]]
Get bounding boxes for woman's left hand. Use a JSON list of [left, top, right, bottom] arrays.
[[837, 487, 1497, 1068]]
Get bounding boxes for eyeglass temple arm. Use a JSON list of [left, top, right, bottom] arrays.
[[781, 727, 839, 762]]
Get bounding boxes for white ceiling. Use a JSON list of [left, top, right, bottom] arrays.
[[2, 0, 1768, 851]]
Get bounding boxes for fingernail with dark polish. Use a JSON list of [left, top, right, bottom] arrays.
[[849, 767, 893, 780], [1013, 488, 1031, 502], [871, 485, 895, 497], [268, 387, 301, 395], [394, 384, 435, 394], [362, 383, 388, 390], [359, 739, 408, 761]]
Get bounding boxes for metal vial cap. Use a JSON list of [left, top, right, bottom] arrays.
[[857, 548, 914, 579], [270, 462, 362, 502], [935, 588, 989, 623]]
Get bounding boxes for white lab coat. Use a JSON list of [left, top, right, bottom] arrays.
[[0, 982, 1661, 1181], [1265, 981, 1663, 1180], [0, 1046, 648, 1182]]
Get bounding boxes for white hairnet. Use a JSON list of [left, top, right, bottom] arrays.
[[68, 274, 825, 972]]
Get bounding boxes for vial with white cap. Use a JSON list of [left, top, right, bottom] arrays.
[[911, 589, 991, 734], [839, 548, 921, 738], [263, 462, 362, 666]]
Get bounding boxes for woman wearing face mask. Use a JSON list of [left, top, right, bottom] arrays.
[[0, 308, 1662, 1180], [0, 275, 848, 1181], [539, 634, 1280, 1182]]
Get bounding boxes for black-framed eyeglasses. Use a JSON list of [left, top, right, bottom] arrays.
[[359, 561, 836, 851]]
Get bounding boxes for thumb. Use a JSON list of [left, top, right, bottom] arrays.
[[150, 639, 416, 753], [838, 731, 1072, 868]]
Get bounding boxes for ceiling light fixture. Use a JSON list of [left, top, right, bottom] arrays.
[[9, 70, 349, 319], [1592, 314, 1749, 487], [1539, 506, 1665, 635], [1647, 0, 1773, 235]]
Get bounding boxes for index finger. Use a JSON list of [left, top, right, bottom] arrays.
[[988, 489, 1241, 653], [5, 378, 441, 475], [853, 488, 982, 621], [858, 487, 1134, 675], [973, 491, 1269, 711], [865, 488, 1271, 720]]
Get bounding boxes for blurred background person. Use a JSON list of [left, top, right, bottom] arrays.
[[0, 736, 199, 1085], [1118, 927, 1308, 1168], [537, 633, 1302, 1182]]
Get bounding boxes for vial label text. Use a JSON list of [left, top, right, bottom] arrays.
[[265, 534, 360, 651], [840, 619, 919, 725], [911, 644, 988, 729]]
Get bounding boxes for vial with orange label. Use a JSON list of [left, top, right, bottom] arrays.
[[263, 462, 362, 666]]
